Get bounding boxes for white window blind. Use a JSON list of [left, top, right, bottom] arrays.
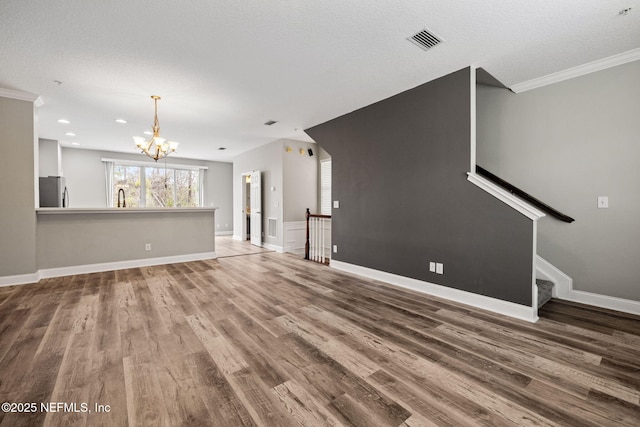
[[320, 159, 332, 215]]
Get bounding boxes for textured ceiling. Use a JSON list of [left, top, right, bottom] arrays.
[[1, 0, 638, 161]]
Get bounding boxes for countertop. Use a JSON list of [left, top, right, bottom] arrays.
[[36, 207, 218, 215]]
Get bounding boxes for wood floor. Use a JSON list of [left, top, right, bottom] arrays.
[[215, 236, 274, 258], [1, 240, 639, 426]]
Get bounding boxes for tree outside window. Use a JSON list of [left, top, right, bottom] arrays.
[[113, 163, 201, 208], [113, 165, 141, 207]]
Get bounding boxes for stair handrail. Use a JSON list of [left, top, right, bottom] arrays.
[[476, 165, 575, 223]]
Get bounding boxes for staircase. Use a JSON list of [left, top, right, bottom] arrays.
[[536, 279, 554, 308]]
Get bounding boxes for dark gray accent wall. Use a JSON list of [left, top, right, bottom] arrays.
[[306, 68, 534, 306]]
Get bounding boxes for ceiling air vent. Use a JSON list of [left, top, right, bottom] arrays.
[[407, 27, 443, 51]]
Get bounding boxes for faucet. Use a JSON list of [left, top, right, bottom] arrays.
[[117, 188, 126, 208]]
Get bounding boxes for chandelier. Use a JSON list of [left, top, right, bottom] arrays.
[[133, 95, 179, 161]]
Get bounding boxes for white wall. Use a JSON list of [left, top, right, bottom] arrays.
[[232, 140, 284, 248], [232, 138, 319, 250], [0, 94, 37, 277], [283, 140, 317, 221], [38, 138, 62, 177], [477, 60, 640, 302], [59, 147, 234, 233]]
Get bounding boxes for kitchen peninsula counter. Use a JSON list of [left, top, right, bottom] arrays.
[[37, 207, 217, 214], [36, 207, 217, 274]]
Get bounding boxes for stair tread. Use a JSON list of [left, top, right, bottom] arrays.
[[536, 279, 554, 308]]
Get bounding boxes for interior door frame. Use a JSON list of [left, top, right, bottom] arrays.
[[250, 170, 262, 247]]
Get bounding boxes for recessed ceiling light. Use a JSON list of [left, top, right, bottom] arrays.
[[115, 119, 127, 124], [264, 120, 278, 126], [65, 132, 76, 136], [143, 131, 153, 135], [71, 142, 80, 146], [57, 119, 70, 124]]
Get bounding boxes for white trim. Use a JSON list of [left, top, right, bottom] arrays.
[[284, 221, 307, 252], [0, 87, 41, 104], [467, 172, 546, 221], [284, 221, 306, 230], [536, 255, 640, 315], [37, 207, 216, 214], [331, 260, 538, 323], [510, 48, 640, 93], [469, 65, 477, 172], [0, 252, 216, 287], [535, 255, 571, 299], [557, 290, 640, 316], [39, 252, 216, 280], [0, 272, 40, 287], [531, 221, 539, 310], [261, 242, 284, 253], [101, 157, 208, 170], [232, 234, 244, 241], [215, 231, 234, 236]]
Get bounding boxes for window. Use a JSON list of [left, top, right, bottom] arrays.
[[113, 165, 142, 207], [320, 159, 331, 215], [106, 159, 204, 208]]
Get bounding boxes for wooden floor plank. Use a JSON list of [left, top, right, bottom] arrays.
[[0, 236, 638, 426]]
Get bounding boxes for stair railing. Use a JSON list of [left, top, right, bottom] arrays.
[[476, 165, 575, 223], [305, 208, 332, 264]]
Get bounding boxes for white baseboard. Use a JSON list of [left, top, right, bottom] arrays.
[[330, 260, 538, 323], [232, 234, 244, 241], [0, 252, 216, 286], [560, 290, 640, 316], [536, 255, 640, 315], [262, 242, 284, 253], [0, 272, 40, 287], [215, 231, 233, 236]]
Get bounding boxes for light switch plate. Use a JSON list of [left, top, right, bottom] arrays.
[[333, 200, 340, 209], [597, 196, 609, 209], [429, 262, 436, 272], [333, 244, 338, 253], [436, 263, 444, 275]]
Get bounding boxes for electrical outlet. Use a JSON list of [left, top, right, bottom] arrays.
[[597, 196, 608, 209], [429, 262, 436, 272], [145, 243, 151, 251], [436, 263, 444, 275]]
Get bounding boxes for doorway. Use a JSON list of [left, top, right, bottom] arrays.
[[240, 171, 262, 247]]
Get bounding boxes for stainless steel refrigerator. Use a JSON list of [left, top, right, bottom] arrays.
[[39, 176, 69, 207]]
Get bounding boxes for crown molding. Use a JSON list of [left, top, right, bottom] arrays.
[[0, 87, 42, 105], [510, 48, 640, 93]]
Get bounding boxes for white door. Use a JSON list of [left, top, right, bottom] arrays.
[[250, 171, 262, 247]]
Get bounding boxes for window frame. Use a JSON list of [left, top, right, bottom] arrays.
[[103, 157, 207, 208], [320, 158, 332, 216]]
